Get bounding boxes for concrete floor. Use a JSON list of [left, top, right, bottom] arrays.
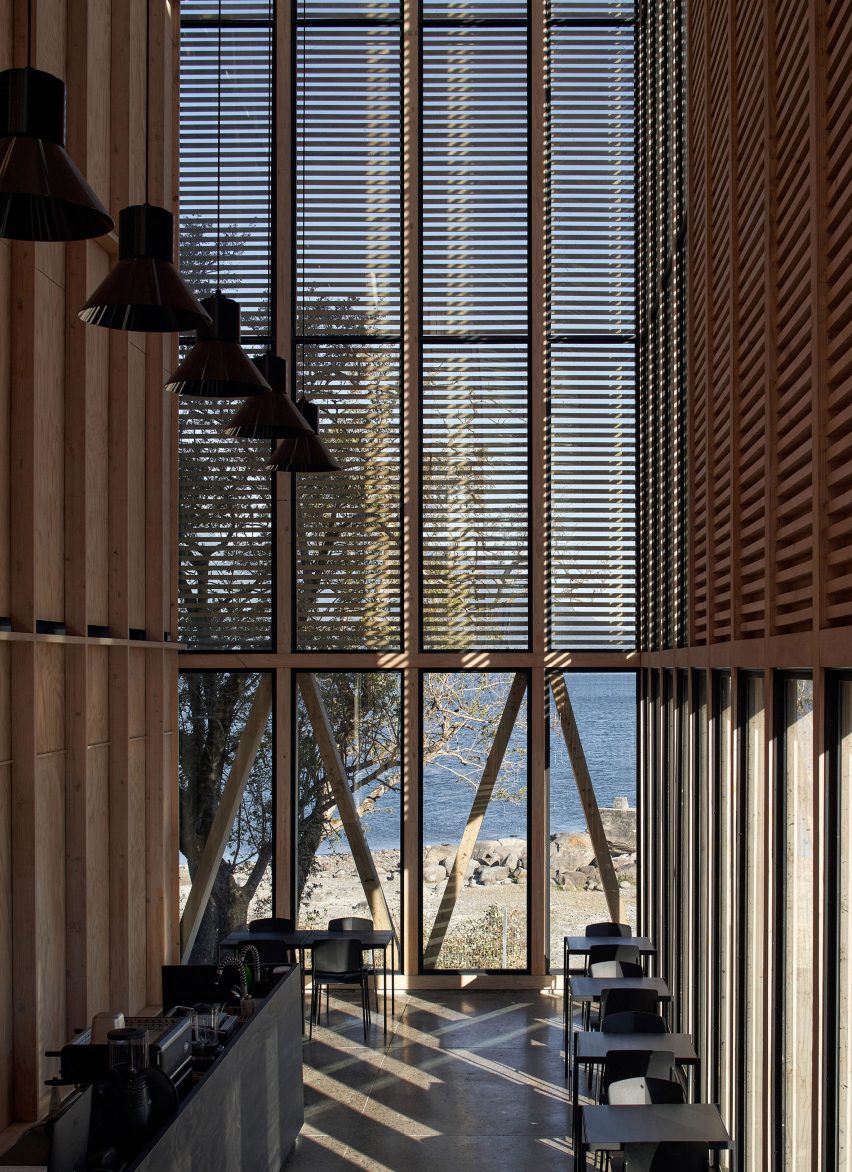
[[284, 989, 577, 1170]]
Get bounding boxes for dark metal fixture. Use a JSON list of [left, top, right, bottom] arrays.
[[164, 293, 271, 396], [79, 203, 210, 332], [224, 354, 314, 435], [0, 65, 113, 241], [79, 0, 208, 332], [267, 397, 342, 474]]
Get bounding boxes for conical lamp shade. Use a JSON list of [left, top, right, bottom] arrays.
[[267, 397, 341, 473], [79, 204, 212, 332], [0, 67, 113, 241], [164, 293, 272, 397], [224, 354, 315, 436]]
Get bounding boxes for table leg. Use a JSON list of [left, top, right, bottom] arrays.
[[299, 948, 307, 1033], [383, 943, 388, 1038], [572, 1032, 579, 1155]]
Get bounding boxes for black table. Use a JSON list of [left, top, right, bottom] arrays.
[[570, 1031, 699, 1151], [562, 936, 656, 1075], [565, 975, 672, 1077], [580, 1102, 732, 1164], [221, 928, 397, 1036]]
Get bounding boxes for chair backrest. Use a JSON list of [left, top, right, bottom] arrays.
[[249, 917, 294, 934], [311, 938, 364, 976], [590, 960, 645, 979], [585, 922, 633, 937], [608, 1076, 686, 1106], [588, 943, 641, 967], [328, 917, 373, 932], [601, 1010, 669, 1035], [623, 1142, 710, 1172], [601, 1049, 676, 1097], [600, 987, 661, 1023]]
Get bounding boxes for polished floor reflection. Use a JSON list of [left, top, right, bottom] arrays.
[[285, 990, 575, 1170]]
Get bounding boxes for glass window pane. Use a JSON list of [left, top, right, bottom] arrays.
[[296, 344, 401, 650], [422, 345, 529, 649], [839, 680, 852, 1169], [422, 672, 529, 971], [296, 672, 402, 945], [422, 27, 528, 335], [179, 672, 273, 963], [549, 672, 636, 971], [783, 677, 814, 1166], [179, 403, 272, 649], [551, 345, 635, 649], [296, 25, 401, 336]]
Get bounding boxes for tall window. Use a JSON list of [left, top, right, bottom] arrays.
[[177, 1, 637, 971]]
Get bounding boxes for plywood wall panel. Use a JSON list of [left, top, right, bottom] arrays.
[[129, 647, 146, 738], [0, 240, 10, 620], [127, 736, 147, 1013], [0, 762, 12, 1131], [33, 273, 65, 624], [85, 247, 110, 630], [0, 0, 180, 1124], [33, 752, 66, 1115], [87, 645, 109, 745], [128, 344, 147, 631], [35, 643, 64, 755], [0, 645, 9, 764]]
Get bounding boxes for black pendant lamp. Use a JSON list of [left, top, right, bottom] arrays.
[[0, 66, 113, 241], [267, 397, 342, 474], [0, 1, 113, 242], [164, 293, 271, 397], [79, 2, 209, 332], [224, 354, 314, 436]]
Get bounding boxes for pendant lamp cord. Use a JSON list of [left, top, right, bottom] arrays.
[[216, 0, 222, 293]]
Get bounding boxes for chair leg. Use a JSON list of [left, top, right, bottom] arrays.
[[309, 980, 315, 1039], [362, 974, 369, 1040]]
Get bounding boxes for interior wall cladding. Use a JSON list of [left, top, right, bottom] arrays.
[[684, 0, 852, 650], [0, 0, 180, 1127]]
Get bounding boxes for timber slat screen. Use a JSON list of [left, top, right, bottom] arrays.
[[177, 0, 638, 988], [639, 0, 852, 1170]]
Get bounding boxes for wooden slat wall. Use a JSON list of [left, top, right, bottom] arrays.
[[0, 0, 179, 1127], [685, 0, 852, 646]]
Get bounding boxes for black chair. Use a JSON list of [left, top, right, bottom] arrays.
[[590, 960, 645, 980], [328, 916, 379, 1013], [588, 943, 641, 969], [247, 916, 296, 965], [623, 1143, 709, 1171], [599, 987, 661, 1030], [601, 1010, 669, 1035], [585, 922, 634, 937], [608, 1076, 686, 1105], [600, 1050, 676, 1102], [309, 938, 371, 1040]]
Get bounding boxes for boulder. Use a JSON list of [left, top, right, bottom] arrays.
[[423, 864, 446, 884], [477, 865, 510, 885], [549, 831, 595, 873], [504, 853, 520, 873], [476, 841, 503, 866]]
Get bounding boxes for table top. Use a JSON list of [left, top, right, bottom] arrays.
[[574, 1031, 699, 1064], [582, 1103, 732, 1150], [565, 936, 656, 956], [222, 928, 395, 950], [569, 976, 671, 1002]]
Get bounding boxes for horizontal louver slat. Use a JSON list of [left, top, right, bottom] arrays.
[[296, 27, 401, 337], [422, 27, 528, 336], [180, 20, 272, 336], [422, 346, 530, 649], [178, 10, 274, 650], [179, 402, 273, 649], [296, 344, 402, 650]]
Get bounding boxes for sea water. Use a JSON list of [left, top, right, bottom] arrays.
[[352, 672, 637, 852]]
